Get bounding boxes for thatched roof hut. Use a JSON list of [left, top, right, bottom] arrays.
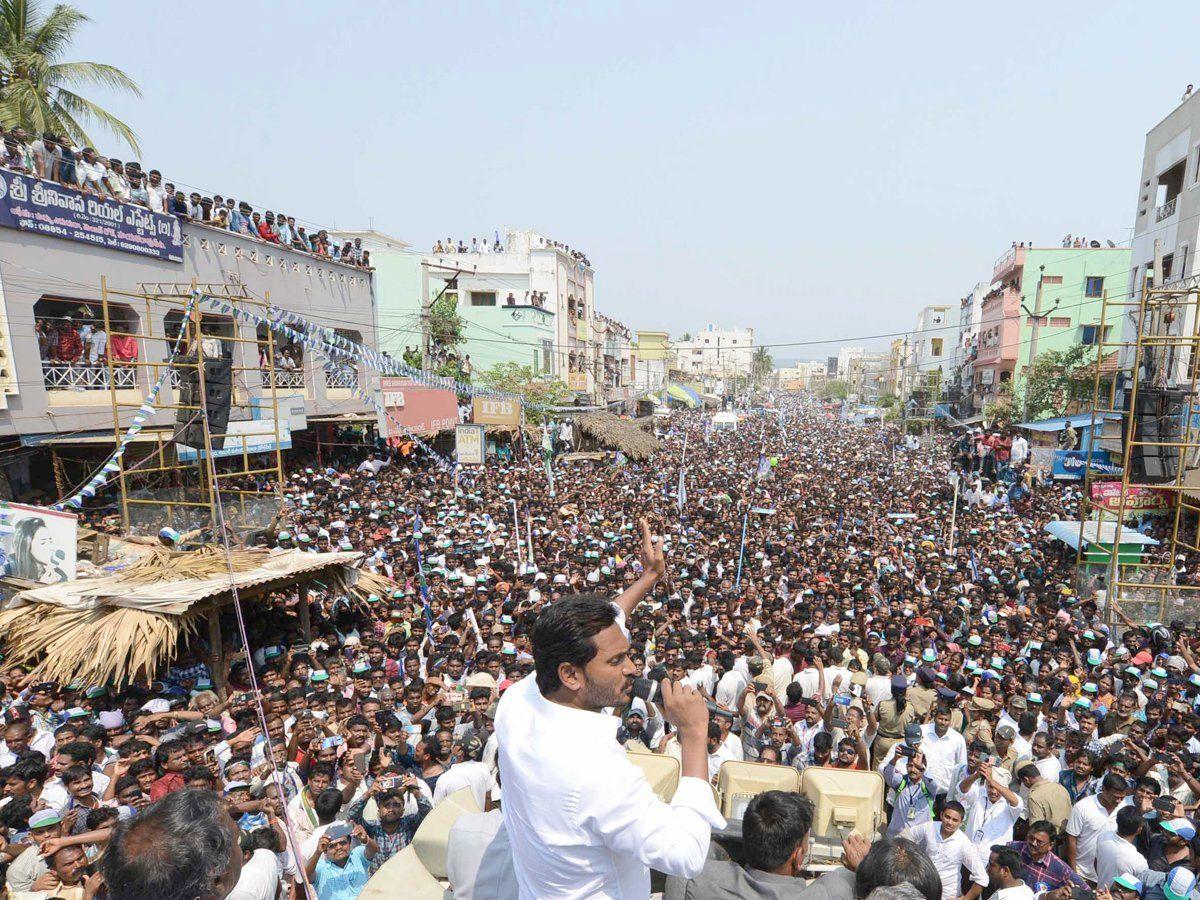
[[575, 411, 660, 461], [0, 546, 379, 687]]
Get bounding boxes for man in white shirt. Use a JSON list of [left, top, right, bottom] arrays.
[[902, 802, 989, 900], [957, 762, 1025, 853], [446, 806, 519, 900], [920, 705, 968, 799], [986, 845, 1035, 900], [1065, 773, 1132, 882], [1094, 806, 1149, 890], [494, 521, 724, 899], [226, 845, 280, 900]]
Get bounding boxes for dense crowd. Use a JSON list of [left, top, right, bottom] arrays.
[[0, 127, 370, 269], [2, 402, 1200, 899]]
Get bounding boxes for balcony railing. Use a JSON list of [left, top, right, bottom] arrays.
[[264, 369, 306, 389], [1157, 195, 1179, 223], [43, 363, 136, 391], [324, 368, 357, 389]]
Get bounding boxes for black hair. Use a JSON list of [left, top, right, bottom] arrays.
[[59, 741, 95, 766], [942, 800, 965, 818], [1102, 772, 1130, 793], [531, 595, 618, 694], [1026, 820, 1056, 840], [741, 791, 813, 871], [990, 845, 1023, 880], [854, 836, 942, 900], [314, 787, 344, 825], [1116, 805, 1143, 837], [7, 757, 46, 785]]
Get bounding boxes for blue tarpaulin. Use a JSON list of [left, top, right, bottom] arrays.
[[1016, 413, 1121, 432]]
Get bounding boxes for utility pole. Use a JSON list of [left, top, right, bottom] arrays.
[[420, 261, 472, 370]]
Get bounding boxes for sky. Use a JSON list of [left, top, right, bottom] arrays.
[[68, 1, 1200, 361]]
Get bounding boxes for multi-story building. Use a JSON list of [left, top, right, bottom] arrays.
[[955, 282, 990, 415], [634, 331, 671, 395], [908, 304, 960, 399], [836, 346, 866, 380], [846, 353, 889, 403], [775, 361, 827, 392], [595, 312, 635, 408], [975, 243, 1130, 409], [673, 325, 755, 385], [0, 180, 378, 497]]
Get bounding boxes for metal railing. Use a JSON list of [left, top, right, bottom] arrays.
[[264, 369, 306, 389], [324, 368, 358, 389], [42, 363, 136, 391], [1157, 195, 1179, 223]]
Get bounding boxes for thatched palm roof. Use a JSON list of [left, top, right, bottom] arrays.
[[575, 411, 660, 460], [0, 546, 377, 686]]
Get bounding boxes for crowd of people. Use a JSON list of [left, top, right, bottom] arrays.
[[1, 401, 1199, 899], [0, 126, 370, 269]]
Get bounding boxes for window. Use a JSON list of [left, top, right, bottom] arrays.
[[1042, 275, 1063, 285], [1081, 324, 1102, 345], [469, 291, 496, 307], [930, 338, 943, 357], [1048, 316, 1072, 327], [1084, 276, 1104, 298]]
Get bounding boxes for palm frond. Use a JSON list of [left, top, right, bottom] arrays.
[[52, 86, 138, 154], [48, 61, 140, 96], [26, 3, 87, 60]]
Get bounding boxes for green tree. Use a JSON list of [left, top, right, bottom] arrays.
[[677, 331, 693, 342], [751, 346, 774, 384], [1021, 345, 1098, 420], [818, 378, 850, 401], [984, 382, 1017, 428], [0, 1, 142, 153], [479, 362, 573, 424]]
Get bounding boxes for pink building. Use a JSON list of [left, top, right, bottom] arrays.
[[974, 246, 1024, 403]]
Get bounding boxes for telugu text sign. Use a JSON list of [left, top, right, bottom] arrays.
[[0, 172, 183, 262], [1089, 481, 1175, 513]]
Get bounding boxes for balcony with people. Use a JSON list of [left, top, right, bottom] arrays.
[[35, 298, 140, 403], [0, 125, 373, 270]]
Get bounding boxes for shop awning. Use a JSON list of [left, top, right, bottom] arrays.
[[1043, 519, 1159, 550], [666, 384, 701, 408], [1016, 413, 1122, 432]]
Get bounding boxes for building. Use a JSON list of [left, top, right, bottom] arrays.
[[775, 361, 826, 392], [836, 347, 866, 380], [846, 353, 889, 403], [955, 282, 990, 415], [673, 325, 755, 385], [974, 244, 1130, 409], [908, 304, 960, 399], [0, 178, 378, 499], [634, 331, 671, 395]]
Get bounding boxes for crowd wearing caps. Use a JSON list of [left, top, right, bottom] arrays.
[[10, 401, 1200, 898]]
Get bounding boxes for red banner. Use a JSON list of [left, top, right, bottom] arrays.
[[1089, 481, 1175, 513]]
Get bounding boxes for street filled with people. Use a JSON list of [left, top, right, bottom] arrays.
[[4, 401, 1200, 899]]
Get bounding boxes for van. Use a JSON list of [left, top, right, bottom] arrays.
[[712, 411, 738, 432]]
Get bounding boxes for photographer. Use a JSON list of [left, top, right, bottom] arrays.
[[340, 770, 431, 874], [494, 518, 724, 898]]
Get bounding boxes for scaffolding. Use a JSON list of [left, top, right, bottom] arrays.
[[100, 279, 285, 540], [1076, 269, 1200, 625]]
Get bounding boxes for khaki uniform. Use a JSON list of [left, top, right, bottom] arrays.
[[1026, 778, 1073, 831], [909, 685, 937, 720], [963, 718, 995, 751], [873, 699, 918, 767]]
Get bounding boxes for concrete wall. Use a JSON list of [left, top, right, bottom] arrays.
[[0, 220, 377, 439]]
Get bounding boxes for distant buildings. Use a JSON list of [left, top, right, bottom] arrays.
[[673, 325, 756, 384]]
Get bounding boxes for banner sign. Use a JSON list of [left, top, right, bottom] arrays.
[[177, 419, 292, 460], [455, 424, 486, 465], [0, 502, 77, 583], [1089, 481, 1175, 513], [472, 396, 522, 426], [0, 172, 183, 261], [1052, 449, 1123, 481]]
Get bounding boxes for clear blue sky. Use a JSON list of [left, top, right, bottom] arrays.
[[72, 1, 1199, 359]]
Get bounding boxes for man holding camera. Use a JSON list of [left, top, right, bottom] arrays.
[[494, 518, 724, 899]]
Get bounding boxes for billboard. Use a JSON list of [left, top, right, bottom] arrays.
[[456, 424, 486, 465], [0, 502, 77, 583], [378, 377, 458, 437], [1052, 449, 1123, 481], [0, 171, 183, 262], [177, 419, 292, 460], [472, 396, 522, 426], [1089, 481, 1175, 513]]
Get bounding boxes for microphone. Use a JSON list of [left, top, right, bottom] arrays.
[[631, 664, 735, 719]]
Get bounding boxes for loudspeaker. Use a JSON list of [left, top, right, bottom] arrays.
[[174, 356, 232, 451], [1129, 388, 1183, 483]]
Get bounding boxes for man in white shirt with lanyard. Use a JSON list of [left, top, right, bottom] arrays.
[[957, 760, 1025, 854], [902, 801, 989, 900], [495, 519, 724, 899]]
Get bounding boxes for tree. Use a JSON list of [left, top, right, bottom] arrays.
[[818, 379, 850, 401], [984, 382, 1017, 429], [1021, 344, 1098, 421], [0, 1, 142, 154], [478, 362, 573, 424], [677, 332, 693, 342], [751, 346, 774, 384]]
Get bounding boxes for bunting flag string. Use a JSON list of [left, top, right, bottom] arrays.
[[52, 292, 200, 511]]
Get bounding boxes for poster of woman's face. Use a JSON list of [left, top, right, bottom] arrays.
[[1, 503, 77, 584]]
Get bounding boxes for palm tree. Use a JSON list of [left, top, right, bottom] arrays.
[[0, 1, 141, 154], [752, 346, 774, 383]]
